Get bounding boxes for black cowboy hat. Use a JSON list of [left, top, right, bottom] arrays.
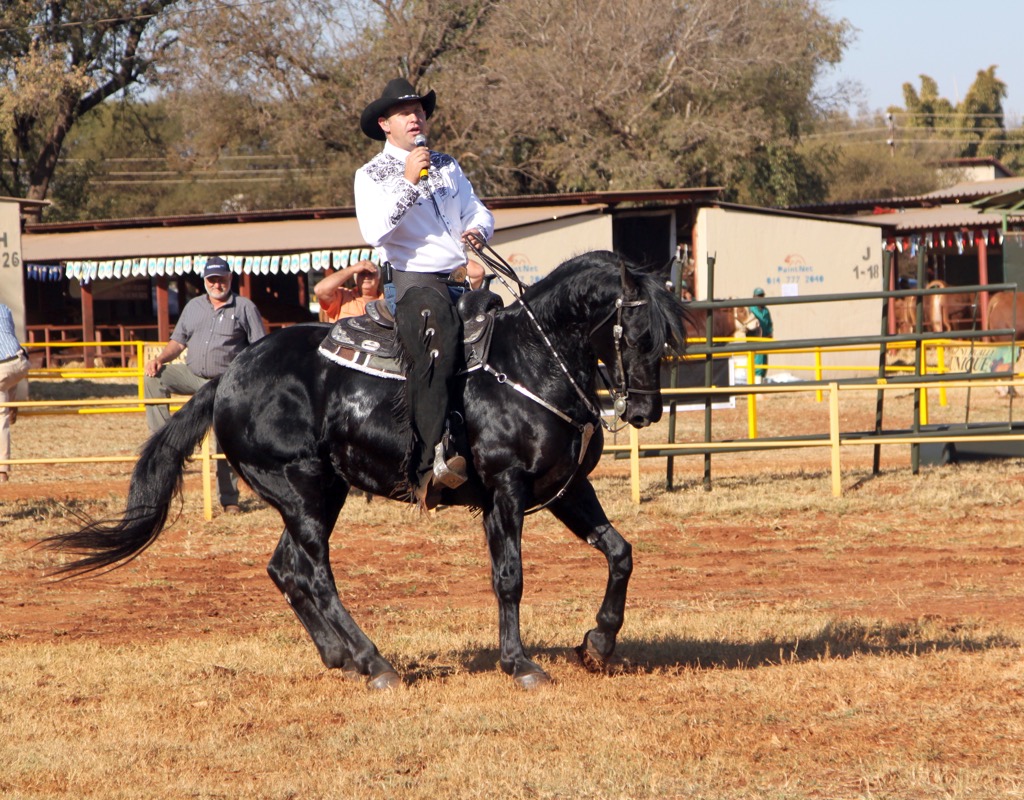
[[359, 78, 436, 141]]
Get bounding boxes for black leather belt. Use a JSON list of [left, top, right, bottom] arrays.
[[0, 352, 25, 364], [383, 262, 469, 288]]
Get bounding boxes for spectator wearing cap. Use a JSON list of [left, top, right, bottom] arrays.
[[144, 256, 267, 513], [748, 287, 774, 382]]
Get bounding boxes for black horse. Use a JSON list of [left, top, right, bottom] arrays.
[[45, 250, 687, 689]]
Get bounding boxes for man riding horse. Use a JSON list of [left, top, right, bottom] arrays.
[[354, 78, 494, 510]]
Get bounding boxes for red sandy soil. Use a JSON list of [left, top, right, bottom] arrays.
[[4, 390, 1024, 651]]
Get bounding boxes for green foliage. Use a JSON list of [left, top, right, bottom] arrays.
[[0, 0, 187, 208], [7, 1, 1024, 219], [737, 142, 829, 207], [893, 66, 1012, 161]]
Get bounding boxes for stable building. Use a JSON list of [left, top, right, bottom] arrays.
[[16, 189, 718, 364]]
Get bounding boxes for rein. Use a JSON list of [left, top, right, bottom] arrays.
[[471, 244, 652, 515], [472, 243, 649, 434]]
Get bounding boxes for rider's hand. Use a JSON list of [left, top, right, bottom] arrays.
[[405, 147, 430, 184], [462, 229, 485, 250]]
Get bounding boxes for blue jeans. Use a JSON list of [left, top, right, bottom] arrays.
[[384, 281, 466, 315]]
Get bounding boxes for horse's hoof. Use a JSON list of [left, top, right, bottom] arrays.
[[514, 669, 552, 690], [367, 670, 401, 691], [576, 631, 613, 672]]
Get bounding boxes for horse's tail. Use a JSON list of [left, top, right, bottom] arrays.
[[42, 379, 220, 577]]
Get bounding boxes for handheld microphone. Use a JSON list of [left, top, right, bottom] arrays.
[[414, 134, 429, 180]]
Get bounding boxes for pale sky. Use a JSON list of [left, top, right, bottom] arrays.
[[818, 0, 1022, 122]]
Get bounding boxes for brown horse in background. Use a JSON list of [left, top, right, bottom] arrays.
[[985, 291, 1024, 342], [892, 296, 916, 335], [925, 280, 976, 333], [683, 306, 745, 342]]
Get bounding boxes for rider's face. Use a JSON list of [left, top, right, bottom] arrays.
[[379, 100, 428, 152]]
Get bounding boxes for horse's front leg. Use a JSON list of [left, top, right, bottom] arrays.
[[483, 472, 551, 689], [548, 479, 632, 670]]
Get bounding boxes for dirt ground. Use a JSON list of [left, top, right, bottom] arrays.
[[4, 385, 1024, 651]]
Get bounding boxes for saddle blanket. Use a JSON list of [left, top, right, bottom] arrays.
[[317, 292, 500, 380]]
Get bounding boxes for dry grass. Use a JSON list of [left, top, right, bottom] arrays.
[[3, 383, 1024, 798]]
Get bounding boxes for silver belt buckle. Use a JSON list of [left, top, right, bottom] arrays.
[[441, 266, 468, 287]]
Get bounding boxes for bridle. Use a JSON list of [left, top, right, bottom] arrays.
[[474, 244, 654, 432], [588, 290, 658, 426], [472, 245, 659, 513]]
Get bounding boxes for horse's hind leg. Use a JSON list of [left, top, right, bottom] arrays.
[[263, 468, 399, 689], [548, 480, 632, 669], [267, 530, 357, 677]]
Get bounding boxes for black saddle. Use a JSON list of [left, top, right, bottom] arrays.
[[318, 290, 503, 379]]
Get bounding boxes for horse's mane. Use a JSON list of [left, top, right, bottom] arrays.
[[514, 250, 688, 360]]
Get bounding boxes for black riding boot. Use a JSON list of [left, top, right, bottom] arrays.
[[395, 287, 463, 506]]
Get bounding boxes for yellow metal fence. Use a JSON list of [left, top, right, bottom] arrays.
[[5, 339, 1024, 510]]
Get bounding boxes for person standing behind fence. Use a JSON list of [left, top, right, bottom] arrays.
[[749, 287, 774, 383], [143, 257, 267, 513], [0, 303, 30, 483], [314, 259, 383, 322]]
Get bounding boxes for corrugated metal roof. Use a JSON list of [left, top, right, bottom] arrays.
[[21, 187, 719, 235], [787, 177, 1024, 216], [971, 187, 1024, 213], [870, 204, 1016, 233], [22, 204, 607, 264], [919, 176, 1024, 203]]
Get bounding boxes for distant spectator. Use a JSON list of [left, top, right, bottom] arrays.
[[314, 260, 383, 322], [749, 287, 774, 382], [0, 303, 30, 483], [143, 257, 266, 514]]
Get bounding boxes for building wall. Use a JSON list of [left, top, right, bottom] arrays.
[[1, 201, 25, 336], [695, 207, 884, 377], [488, 214, 613, 306]]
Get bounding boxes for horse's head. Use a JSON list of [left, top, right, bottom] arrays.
[[589, 258, 688, 428]]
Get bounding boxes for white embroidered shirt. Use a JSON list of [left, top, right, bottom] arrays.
[[354, 141, 494, 274]]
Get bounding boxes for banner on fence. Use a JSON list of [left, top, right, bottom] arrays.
[[946, 345, 1021, 374]]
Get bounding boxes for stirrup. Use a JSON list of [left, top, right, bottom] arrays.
[[433, 441, 467, 488]]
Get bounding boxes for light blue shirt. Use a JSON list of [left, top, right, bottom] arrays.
[[0, 304, 23, 359]]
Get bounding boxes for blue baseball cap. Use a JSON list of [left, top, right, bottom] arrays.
[[203, 256, 231, 278]]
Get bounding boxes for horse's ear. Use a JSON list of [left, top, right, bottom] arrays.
[[619, 259, 639, 298]]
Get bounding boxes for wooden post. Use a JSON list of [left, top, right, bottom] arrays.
[[978, 236, 990, 331], [238, 272, 252, 299], [155, 275, 170, 342], [81, 282, 95, 368], [829, 382, 842, 497], [629, 426, 641, 505]]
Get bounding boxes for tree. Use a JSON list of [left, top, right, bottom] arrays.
[[899, 75, 956, 132], [9, 0, 855, 219], [0, 1, 186, 217], [431, 0, 851, 202], [892, 68, 1009, 160], [956, 66, 1007, 158]]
